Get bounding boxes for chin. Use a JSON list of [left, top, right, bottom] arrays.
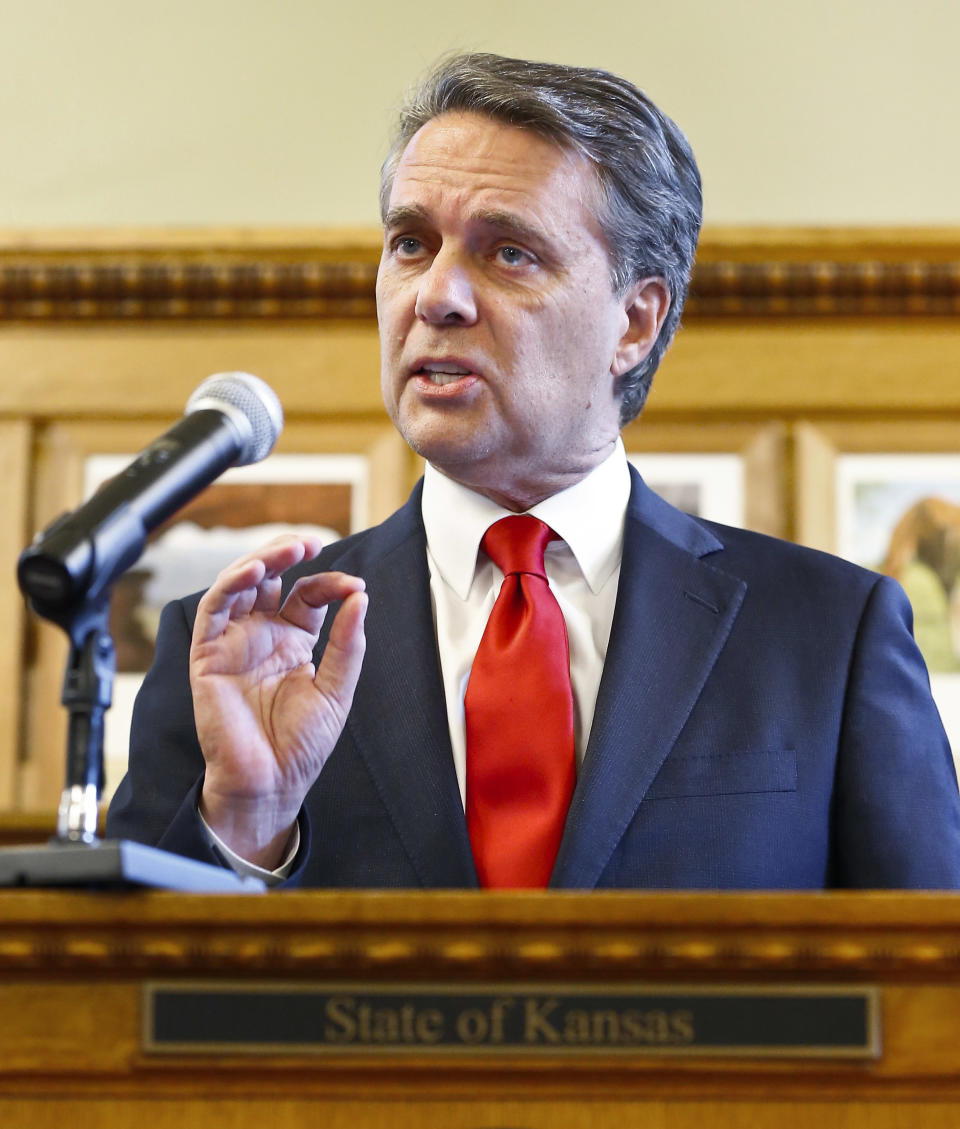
[[399, 416, 492, 466], [416, 443, 492, 477]]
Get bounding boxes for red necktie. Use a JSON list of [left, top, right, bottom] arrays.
[[464, 515, 576, 888]]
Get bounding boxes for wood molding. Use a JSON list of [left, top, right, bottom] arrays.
[[1, 890, 959, 979], [2, 227, 959, 320]]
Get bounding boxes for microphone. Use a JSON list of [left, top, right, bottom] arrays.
[[18, 372, 283, 614]]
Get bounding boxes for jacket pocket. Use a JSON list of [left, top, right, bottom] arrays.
[[645, 748, 798, 799]]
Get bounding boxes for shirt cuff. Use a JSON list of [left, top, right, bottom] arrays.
[[198, 809, 301, 886]]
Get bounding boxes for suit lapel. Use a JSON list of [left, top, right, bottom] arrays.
[[551, 473, 747, 888], [343, 497, 478, 887]]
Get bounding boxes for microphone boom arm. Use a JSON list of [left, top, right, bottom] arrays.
[[14, 372, 281, 847], [18, 410, 246, 613]]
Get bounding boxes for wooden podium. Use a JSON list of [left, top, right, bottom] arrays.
[[2, 890, 960, 1127]]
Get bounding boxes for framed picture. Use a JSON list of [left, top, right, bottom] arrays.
[[21, 420, 411, 809], [627, 452, 745, 526], [623, 420, 785, 536], [797, 424, 960, 771], [86, 453, 372, 798]]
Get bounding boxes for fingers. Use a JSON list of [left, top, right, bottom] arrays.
[[194, 534, 326, 645], [313, 588, 368, 714], [280, 571, 366, 637]]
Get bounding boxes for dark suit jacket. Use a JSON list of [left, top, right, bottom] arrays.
[[107, 470, 960, 888]]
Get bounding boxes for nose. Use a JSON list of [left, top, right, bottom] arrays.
[[414, 249, 478, 326]]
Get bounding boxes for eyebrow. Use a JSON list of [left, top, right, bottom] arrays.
[[382, 204, 430, 231], [383, 204, 552, 251], [471, 209, 550, 248]]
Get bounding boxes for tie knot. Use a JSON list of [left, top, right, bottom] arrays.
[[482, 515, 556, 579]]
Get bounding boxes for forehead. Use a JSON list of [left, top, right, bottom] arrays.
[[384, 112, 603, 232]]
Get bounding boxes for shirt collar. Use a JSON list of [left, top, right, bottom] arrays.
[[422, 439, 631, 599]]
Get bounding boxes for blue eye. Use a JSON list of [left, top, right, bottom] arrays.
[[394, 237, 422, 256], [498, 246, 527, 265]]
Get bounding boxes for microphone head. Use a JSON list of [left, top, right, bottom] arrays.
[[186, 372, 284, 465]]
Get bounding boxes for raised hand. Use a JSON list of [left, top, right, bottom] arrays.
[[189, 534, 367, 868]]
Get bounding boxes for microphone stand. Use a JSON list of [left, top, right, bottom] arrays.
[[0, 582, 263, 891], [58, 591, 114, 843]]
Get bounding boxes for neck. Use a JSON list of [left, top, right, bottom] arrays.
[[430, 444, 619, 513]]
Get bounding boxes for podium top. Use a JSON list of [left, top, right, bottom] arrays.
[[1, 889, 959, 981]]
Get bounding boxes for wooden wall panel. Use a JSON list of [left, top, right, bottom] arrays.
[[2, 226, 958, 815], [0, 421, 30, 808]]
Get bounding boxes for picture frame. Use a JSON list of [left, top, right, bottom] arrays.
[[623, 419, 786, 537], [796, 422, 960, 770], [0, 421, 31, 809], [20, 419, 412, 809]]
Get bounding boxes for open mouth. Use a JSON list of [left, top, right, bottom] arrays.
[[418, 362, 474, 385]]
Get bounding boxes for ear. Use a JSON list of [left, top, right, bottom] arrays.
[[611, 277, 671, 377]]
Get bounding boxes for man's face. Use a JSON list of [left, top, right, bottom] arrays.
[[376, 111, 663, 511]]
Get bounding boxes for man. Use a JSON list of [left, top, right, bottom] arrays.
[[107, 53, 960, 888]]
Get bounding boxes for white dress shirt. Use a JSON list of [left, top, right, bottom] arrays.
[[423, 439, 631, 805], [207, 439, 632, 878]]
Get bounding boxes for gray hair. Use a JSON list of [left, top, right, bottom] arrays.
[[380, 53, 703, 424]]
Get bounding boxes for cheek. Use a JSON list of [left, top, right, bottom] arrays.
[[377, 302, 411, 385], [378, 364, 397, 420], [375, 295, 395, 342], [376, 275, 410, 338], [508, 293, 575, 359], [548, 305, 616, 377], [374, 269, 389, 318], [575, 302, 626, 372]]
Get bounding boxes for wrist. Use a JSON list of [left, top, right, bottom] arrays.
[[199, 782, 301, 871]]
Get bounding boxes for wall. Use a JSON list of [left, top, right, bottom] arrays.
[[1, 1, 958, 815], [1, 0, 958, 228]]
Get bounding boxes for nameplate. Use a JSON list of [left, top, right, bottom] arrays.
[[143, 982, 879, 1058]]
